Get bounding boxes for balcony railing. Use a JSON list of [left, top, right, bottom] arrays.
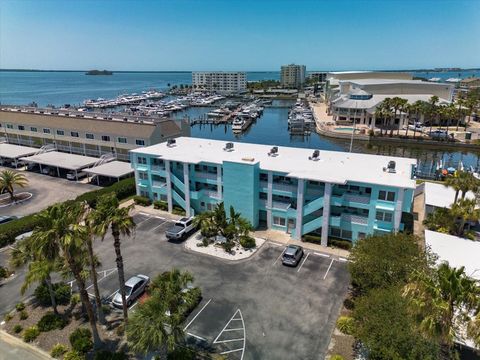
[[342, 214, 368, 225], [151, 165, 165, 172], [201, 189, 220, 198], [152, 181, 166, 188], [259, 199, 292, 211], [195, 171, 217, 180], [258, 180, 296, 193], [344, 193, 370, 204]]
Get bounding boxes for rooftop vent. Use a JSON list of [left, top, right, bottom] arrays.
[[167, 138, 176, 147], [384, 160, 396, 173], [223, 142, 234, 151], [309, 150, 320, 161], [268, 146, 279, 157]]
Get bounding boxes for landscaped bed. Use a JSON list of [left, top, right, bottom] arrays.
[[0, 192, 33, 207]]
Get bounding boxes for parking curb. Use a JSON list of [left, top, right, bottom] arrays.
[[0, 329, 53, 359]]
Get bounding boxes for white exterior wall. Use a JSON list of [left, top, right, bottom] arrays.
[[192, 72, 247, 93]]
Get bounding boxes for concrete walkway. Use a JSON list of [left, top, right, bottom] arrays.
[[253, 229, 350, 259], [0, 330, 52, 360]]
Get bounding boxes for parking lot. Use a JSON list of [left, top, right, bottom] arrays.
[[89, 211, 350, 360], [0, 165, 97, 217]]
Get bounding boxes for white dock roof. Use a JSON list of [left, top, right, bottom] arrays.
[[20, 151, 98, 171], [0, 143, 39, 159], [131, 137, 417, 189], [84, 161, 134, 178]]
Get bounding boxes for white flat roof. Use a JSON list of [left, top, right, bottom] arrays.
[[131, 137, 417, 189], [0, 143, 39, 159], [20, 151, 99, 171], [328, 71, 371, 75], [424, 181, 475, 209], [84, 161, 134, 178], [332, 93, 450, 110], [425, 230, 480, 280], [342, 78, 452, 86]]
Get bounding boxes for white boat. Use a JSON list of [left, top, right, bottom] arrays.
[[232, 117, 249, 132]]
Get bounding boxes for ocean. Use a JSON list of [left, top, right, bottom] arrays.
[[1, 69, 479, 107]]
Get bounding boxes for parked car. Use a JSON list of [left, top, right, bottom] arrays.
[[66, 170, 88, 181], [0, 215, 18, 225], [41, 166, 51, 175], [429, 130, 452, 140], [111, 274, 150, 308], [165, 217, 196, 240], [282, 245, 304, 267], [407, 123, 423, 132], [26, 162, 39, 171]]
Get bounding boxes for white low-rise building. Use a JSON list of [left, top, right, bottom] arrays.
[[423, 181, 475, 215]]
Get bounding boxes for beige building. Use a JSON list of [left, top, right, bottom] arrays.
[[460, 77, 480, 89], [0, 106, 189, 161], [281, 64, 306, 88]]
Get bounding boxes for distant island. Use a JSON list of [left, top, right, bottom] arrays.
[[85, 70, 113, 75]]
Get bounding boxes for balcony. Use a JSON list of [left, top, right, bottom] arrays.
[[259, 199, 292, 211], [259, 180, 296, 193], [151, 165, 165, 172], [152, 180, 166, 188], [342, 213, 368, 225], [344, 193, 370, 205], [195, 171, 217, 180]]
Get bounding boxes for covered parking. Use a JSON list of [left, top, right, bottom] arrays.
[[19, 151, 99, 180], [83, 160, 134, 184], [0, 143, 39, 167]]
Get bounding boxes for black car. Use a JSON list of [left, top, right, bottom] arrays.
[[0, 216, 18, 225]]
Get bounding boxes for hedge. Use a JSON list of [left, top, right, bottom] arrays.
[[302, 234, 353, 250], [133, 195, 152, 206], [153, 200, 168, 211], [0, 177, 136, 248]]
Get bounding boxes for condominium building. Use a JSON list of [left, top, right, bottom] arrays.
[[0, 106, 189, 161], [281, 64, 306, 88], [307, 72, 327, 83], [191, 72, 247, 94], [130, 137, 416, 245]]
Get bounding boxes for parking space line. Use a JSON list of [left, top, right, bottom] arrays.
[[338, 257, 349, 262], [223, 328, 243, 332], [220, 348, 243, 355], [323, 258, 334, 280], [183, 298, 212, 331], [268, 241, 283, 247], [215, 338, 244, 344], [152, 221, 167, 232], [313, 252, 330, 258], [273, 249, 285, 266], [136, 217, 154, 226], [297, 252, 310, 272], [186, 332, 207, 341]]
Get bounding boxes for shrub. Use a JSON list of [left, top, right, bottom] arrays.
[[19, 309, 29, 320], [50, 343, 68, 358], [167, 347, 196, 360], [13, 324, 23, 333], [223, 240, 234, 253], [70, 293, 81, 306], [63, 350, 85, 360], [303, 234, 322, 244], [15, 302, 26, 311], [34, 282, 71, 306], [153, 200, 168, 211], [179, 287, 202, 323], [23, 326, 40, 342], [94, 350, 128, 360], [337, 316, 354, 335], [75, 177, 135, 208], [69, 328, 93, 353], [329, 238, 353, 250], [0, 213, 41, 248], [0, 265, 8, 279], [115, 323, 125, 337], [101, 304, 111, 315], [4, 313, 13, 322], [330, 356, 344, 360], [172, 206, 186, 216], [38, 312, 68, 332], [239, 235, 256, 249], [133, 195, 152, 206]]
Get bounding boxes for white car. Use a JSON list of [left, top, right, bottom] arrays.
[[112, 274, 150, 308], [66, 171, 88, 181]]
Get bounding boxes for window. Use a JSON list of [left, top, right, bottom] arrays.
[[70, 131, 79, 137], [273, 216, 286, 226], [30, 127, 37, 132], [330, 227, 341, 237], [378, 190, 395, 202], [18, 125, 25, 131], [43, 128, 51, 134], [86, 133, 94, 139], [376, 211, 393, 222], [137, 156, 147, 165], [101, 135, 110, 142], [135, 139, 145, 146], [330, 227, 352, 240], [7, 124, 13, 129], [138, 171, 148, 180], [118, 137, 127, 144], [56, 129, 64, 136]]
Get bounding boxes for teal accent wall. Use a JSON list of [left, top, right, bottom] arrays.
[[222, 161, 259, 227]]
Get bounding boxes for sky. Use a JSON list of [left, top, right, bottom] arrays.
[[0, 0, 479, 71]]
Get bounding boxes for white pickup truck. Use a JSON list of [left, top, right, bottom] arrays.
[[165, 217, 196, 240]]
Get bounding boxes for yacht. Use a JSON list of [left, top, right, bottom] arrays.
[[232, 117, 249, 132]]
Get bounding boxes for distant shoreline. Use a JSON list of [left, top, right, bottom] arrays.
[[1, 68, 479, 74]]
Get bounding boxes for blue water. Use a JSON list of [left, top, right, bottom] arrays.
[[2, 69, 479, 107], [1, 70, 479, 168]]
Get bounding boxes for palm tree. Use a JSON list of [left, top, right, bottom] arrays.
[[450, 198, 480, 237], [91, 193, 135, 322], [0, 169, 28, 202], [444, 171, 479, 203], [393, 97, 408, 136], [10, 238, 59, 314], [403, 263, 480, 352], [423, 207, 456, 234], [428, 96, 439, 135], [455, 96, 466, 131], [32, 203, 102, 348]]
